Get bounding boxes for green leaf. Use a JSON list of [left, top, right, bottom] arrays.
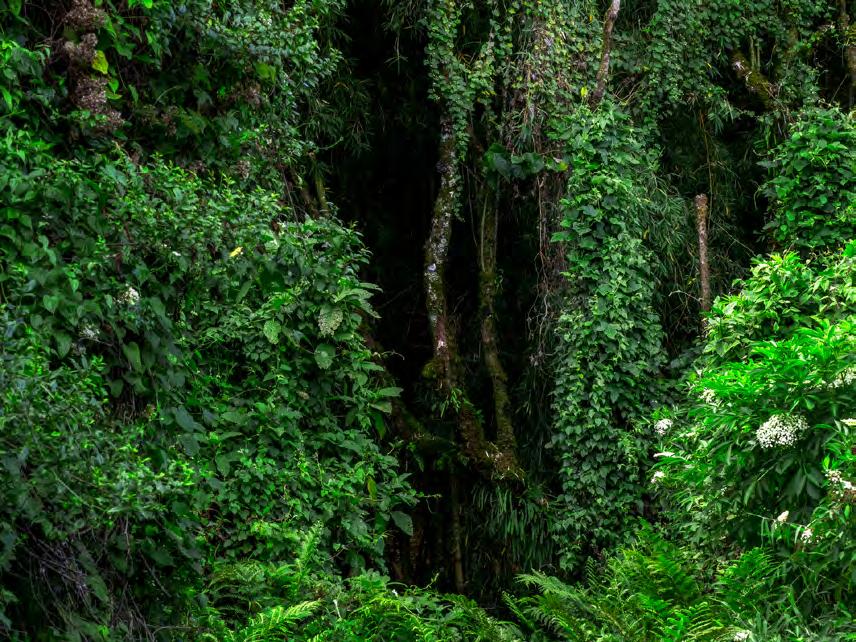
[[263, 319, 281, 344], [369, 400, 392, 413], [91, 50, 109, 75], [42, 294, 61, 313], [215, 453, 232, 476], [390, 511, 413, 536], [122, 341, 143, 372], [376, 387, 403, 398], [173, 406, 201, 432], [178, 433, 200, 457], [55, 332, 72, 358], [314, 343, 335, 369]]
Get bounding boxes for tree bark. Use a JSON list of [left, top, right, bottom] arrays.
[[695, 194, 711, 314], [479, 198, 521, 464], [731, 50, 776, 109], [449, 472, 466, 593], [423, 119, 523, 480], [589, 0, 620, 108], [839, 0, 856, 107], [424, 119, 457, 392]]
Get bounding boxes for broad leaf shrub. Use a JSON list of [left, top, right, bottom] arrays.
[[0, 127, 415, 635], [652, 243, 856, 614], [763, 108, 856, 251], [0, 308, 196, 635]]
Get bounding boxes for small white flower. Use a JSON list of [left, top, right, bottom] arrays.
[[775, 510, 789, 524], [653, 451, 675, 458], [651, 470, 665, 484], [829, 367, 856, 389], [654, 418, 673, 435], [756, 413, 809, 448], [120, 285, 141, 305], [800, 527, 813, 544], [700, 388, 718, 405], [733, 631, 750, 642], [171, 251, 182, 257], [80, 323, 99, 340], [826, 469, 844, 485]]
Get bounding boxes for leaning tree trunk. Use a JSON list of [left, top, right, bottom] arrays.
[[589, 0, 620, 108]]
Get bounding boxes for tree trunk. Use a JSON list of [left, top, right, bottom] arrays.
[[449, 472, 466, 593], [731, 50, 776, 109], [839, 0, 856, 107], [589, 0, 620, 108], [479, 198, 521, 464], [423, 118, 523, 480], [695, 194, 711, 315], [424, 119, 457, 392]]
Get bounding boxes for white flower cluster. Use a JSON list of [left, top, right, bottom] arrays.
[[80, 323, 99, 341], [651, 470, 665, 484], [119, 285, 141, 305], [700, 388, 718, 405], [826, 469, 844, 485], [826, 469, 856, 502], [800, 527, 813, 544], [733, 631, 750, 642], [654, 418, 673, 435], [829, 367, 855, 389], [756, 414, 809, 448]]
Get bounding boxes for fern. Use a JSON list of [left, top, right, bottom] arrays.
[[232, 602, 321, 642], [515, 525, 759, 642]]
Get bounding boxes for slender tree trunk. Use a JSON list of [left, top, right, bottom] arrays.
[[479, 198, 520, 462], [449, 472, 466, 593], [695, 194, 711, 314], [424, 119, 457, 392], [839, 0, 856, 107], [589, 0, 620, 108]]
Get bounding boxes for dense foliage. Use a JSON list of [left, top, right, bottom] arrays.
[[1, 0, 854, 639]]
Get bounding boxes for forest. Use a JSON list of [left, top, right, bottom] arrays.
[[0, 0, 854, 639]]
